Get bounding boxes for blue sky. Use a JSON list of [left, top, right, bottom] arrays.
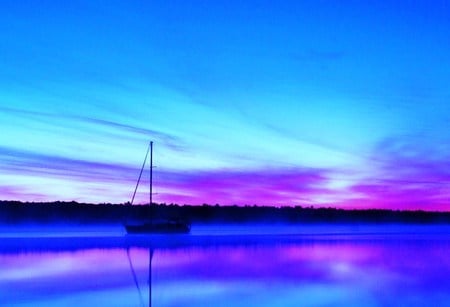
[[1, 1, 450, 209]]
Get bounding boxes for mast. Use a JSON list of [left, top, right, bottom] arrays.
[[150, 141, 153, 206], [149, 141, 153, 224]]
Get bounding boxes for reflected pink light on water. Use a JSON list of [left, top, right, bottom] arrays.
[[1, 235, 450, 306]]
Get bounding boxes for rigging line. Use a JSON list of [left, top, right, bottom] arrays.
[[131, 142, 151, 205], [127, 248, 146, 307]]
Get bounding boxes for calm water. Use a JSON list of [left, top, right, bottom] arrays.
[[1, 228, 450, 306]]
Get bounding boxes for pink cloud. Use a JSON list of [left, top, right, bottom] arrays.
[[154, 168, 331, 206], [0, 146, 334, 205], [341, 138, 450, 211], [1, 136, 449, 211], [0, 186, 49, 202]]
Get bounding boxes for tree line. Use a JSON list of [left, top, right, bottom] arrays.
[[1, 201, 449, 225]]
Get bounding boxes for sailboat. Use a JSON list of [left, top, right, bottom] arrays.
[[125, 141, 191, 234]]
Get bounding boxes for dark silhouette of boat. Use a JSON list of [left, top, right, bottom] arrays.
[[125, 218, 190, 234], [125, 141, 190, 234]]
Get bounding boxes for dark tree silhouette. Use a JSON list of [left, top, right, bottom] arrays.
[[0, 201, 449, 225]]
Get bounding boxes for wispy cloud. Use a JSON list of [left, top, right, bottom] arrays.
[[154, 167, 331, 206], [0, 146, 137, 184], [0, 143, 337, 205], [342, 137, 450, 211], [0, 106, 186, 151], [0, 185, 49, 201], [1, 135, 449, 210]]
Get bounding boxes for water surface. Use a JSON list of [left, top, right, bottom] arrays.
[[1, 228, 449, 306]]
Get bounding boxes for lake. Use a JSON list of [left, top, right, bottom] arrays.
[[1, 225, 450, 306]]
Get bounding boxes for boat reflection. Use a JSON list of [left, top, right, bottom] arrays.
[[1, 234, 450, 306]]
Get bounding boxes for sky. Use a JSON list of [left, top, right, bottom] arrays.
[[0, 0, 449, 210]]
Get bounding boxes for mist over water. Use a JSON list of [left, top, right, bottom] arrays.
[[2, 222, 450, 237], [1, 227, 450, 306]]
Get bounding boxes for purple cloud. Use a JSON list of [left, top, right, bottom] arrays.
[[0, 145, 333, 205], [0, 185, 50, 202], [343, 137, 450, 211], [1, 134, 449, 211], [155, 168, 331, 206]]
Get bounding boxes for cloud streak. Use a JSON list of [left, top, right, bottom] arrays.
[[0, 145, 333, 205], [342, 137, 450, 211], [155, 167, 331, 206], [1, 136, 449, 211], [0, 106, 186, 151], [138, 136, 450, 210]]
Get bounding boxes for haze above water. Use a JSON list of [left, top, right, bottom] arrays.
[[1, 225, 450, 307]]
